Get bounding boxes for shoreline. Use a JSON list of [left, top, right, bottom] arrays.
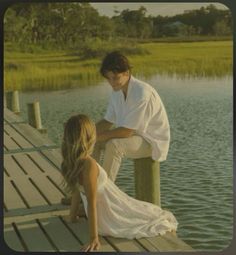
[[4, 40, 233, 92]]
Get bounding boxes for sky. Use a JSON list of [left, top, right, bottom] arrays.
[[90, 2, 229, 17]]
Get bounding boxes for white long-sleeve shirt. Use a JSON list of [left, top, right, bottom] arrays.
[[104, 75, 170, 162]]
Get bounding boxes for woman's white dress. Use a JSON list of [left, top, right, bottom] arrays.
[[77, 163, 178, 239]]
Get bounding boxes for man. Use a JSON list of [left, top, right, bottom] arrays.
[[94, 51, 170, 182]]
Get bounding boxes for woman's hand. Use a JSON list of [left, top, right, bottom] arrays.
[[80, 237, 100, 252], [63, 215, 79, 223]]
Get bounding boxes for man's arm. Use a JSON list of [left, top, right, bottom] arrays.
[[96, 119, 113, 135], [97, 127, 134, 142]]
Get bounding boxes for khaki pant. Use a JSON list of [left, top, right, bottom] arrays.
[[93, 135, 152, 182]]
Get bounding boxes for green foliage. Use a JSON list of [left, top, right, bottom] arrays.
[[4, 3, 233, 54], [3, 3, 233, 91], [74, 38, 149, 59], [4, 41, 232, 91]]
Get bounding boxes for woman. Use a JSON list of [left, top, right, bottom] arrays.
[[61, 114, 178, 252]]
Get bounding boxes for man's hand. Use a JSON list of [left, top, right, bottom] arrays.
[[96, 119, 113, 135], [96, 127, 134, 143]]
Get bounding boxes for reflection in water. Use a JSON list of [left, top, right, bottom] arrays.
[[20, 74, 233, 251]]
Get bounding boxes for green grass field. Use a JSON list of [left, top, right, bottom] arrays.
[[4, 40, 233, 91]]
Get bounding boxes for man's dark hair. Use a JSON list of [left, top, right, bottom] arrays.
[[100, 51, 131, 77]]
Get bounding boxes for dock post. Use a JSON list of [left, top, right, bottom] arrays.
[[6, 91, 20, 114], [27, 101, 47, 134], [134, 157, 161, 206]]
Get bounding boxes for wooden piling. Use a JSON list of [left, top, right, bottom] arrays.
[[134, 157, 161, 206], [6, 91, 20, 114], [27, 101, 47, 133]]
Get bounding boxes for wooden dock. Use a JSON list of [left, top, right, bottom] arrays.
[[3, 107, 194, 252]]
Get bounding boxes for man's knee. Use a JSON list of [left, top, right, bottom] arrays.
[[105, 139, 123, 156]]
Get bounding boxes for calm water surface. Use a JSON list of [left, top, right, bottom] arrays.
[[19, 74, 233, 251]]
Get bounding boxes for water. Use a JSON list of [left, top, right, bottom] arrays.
[[19, 74, 233, 251]]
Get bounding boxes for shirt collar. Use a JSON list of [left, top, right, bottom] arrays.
[[126, 75, 135, 100]]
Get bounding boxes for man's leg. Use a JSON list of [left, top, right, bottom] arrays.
[[102, 135, 152, 182], [92, 141, 107, 164]]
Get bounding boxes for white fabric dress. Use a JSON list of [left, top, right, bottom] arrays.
[[77, 163, 178, 239]]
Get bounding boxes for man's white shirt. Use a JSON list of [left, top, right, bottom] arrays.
[[104, 75, 170, 162]]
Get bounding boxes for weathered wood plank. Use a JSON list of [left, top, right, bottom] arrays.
[[4, 204, 69, 218], [4, 209, 69, 225], [147, 232, 193, 251], [39, 217, 82, 251], [15, 220, 56, 251], [4, 132, 20, 151], [4, 125, 33, 149], [135, 237, 160, 251], [162, 231, 193, 251], [4, 211, 115, 252], [4, 108, 24, 123], [106, 236, 146, 252], [40, 148, 62, 169], [4, 224, 25, 251], [144, 235, 176, 251], [26, 151, 63, 184], [4, 173, 26, 210], [11, 123, 55, 147], [66, 217, 116, 252], [13, 153, 64, 204], [4, 155, 48, 208]]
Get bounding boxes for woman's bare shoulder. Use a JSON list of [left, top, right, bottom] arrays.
[[82, 157, 98, 176]]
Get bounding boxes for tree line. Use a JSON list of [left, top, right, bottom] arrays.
[[4, 3, 232, 54]]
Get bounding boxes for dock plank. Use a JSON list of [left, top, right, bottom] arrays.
[[4, 155, 48, 208], [4, 125, 33, 149], [4, 108, 24, 123], [13, 153, 64, 204], [26, 151, 63, 184], [11, 123, 55, 147], [106, 236, 146, 252], [136, 237, 160, 251], [39, 217, 82, 251], [4, 132, 20, 151], [40, 148, 62, 169], [147, 232, 193, 251], [15, 220, 56, 251], [162, 231, 193, 251], [4, 224, 25, 251], [4, 173, 26, 210], [4, 211, 115, 252], [66, 217, 116, 252]]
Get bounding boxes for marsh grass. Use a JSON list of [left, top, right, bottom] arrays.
[[4, 40, 232, 91]]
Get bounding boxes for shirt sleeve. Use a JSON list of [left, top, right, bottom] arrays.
[[120, 99, 153, 132], [104, 96, 116, 124]]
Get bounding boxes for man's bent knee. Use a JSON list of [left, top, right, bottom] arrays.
[[105, 139, 124, 156]]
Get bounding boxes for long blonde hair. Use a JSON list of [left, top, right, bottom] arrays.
[[61, 114, 96, 192]]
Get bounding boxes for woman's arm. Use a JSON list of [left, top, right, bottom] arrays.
[[81, 158, 100, 252], [64, 189, 81, 223]]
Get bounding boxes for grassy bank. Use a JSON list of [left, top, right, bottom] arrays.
[[4, 40, 233, 91]]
